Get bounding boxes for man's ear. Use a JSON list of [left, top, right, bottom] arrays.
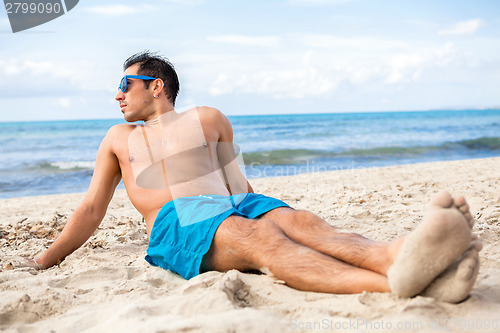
[[152, 79, 164, 96]]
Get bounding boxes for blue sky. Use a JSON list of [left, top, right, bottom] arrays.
[[0, 0, 499, 121]]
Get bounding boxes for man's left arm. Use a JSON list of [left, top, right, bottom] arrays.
[[208, 108, 254, 195]]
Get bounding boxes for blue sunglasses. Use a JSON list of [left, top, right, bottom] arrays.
[[118, 75, 165, 92]]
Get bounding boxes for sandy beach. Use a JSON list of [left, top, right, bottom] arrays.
[[1, 157, 499, 332]]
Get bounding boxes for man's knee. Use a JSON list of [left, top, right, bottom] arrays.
[[267, 207, 319, 228], [293, 209, 320, 225]]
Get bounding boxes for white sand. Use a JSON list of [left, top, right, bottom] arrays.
[[1, 157, 499, 332]]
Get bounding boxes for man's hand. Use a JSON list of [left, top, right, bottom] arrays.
[[24, 258, 44, 270], [2, 257, 44, 271]]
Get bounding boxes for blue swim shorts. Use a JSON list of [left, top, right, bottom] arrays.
[[145, 193, 290, 279]]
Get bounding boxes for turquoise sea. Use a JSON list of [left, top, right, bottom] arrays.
[[1, 109, 500, 198]]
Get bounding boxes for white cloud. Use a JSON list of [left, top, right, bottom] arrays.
[[296, 35, 460, 85], [385, 42, 456, 84], [0, 58, 72, 81], [179, 35, 463, 99], [209, 66, 339, 99], [207, 35, 281, 47], [438, 19, 485, 36], [56, 97, 71, 108], [180, 51, 343, 99], [433, 42, 456, 66], [0, 58, 112, 98], [386, 53, 425, 84], [83, 4, 153, 16]]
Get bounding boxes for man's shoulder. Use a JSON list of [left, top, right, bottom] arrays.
[[196, 106, 230, 127], [100, 123, 139, 153], [196, 106, 225, 119], [194, 106, 232, 141], [106, 123, 139, 137]]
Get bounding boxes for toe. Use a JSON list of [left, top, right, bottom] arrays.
[[466, 236, 483, 251], [454, 196, 467, 207], [452, 196, 474, 227], [465, 214, 474, 228], [458, 203, 470, 214], [456, 249, 479, 281], [461, 209, 474, 228], [430, 191, 453, 208], [470, 239, 483, 252]]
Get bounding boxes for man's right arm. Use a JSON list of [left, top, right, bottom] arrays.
[[35, 126, 123, 269]]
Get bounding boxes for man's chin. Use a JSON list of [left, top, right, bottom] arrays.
[[123, 113, 139, 123]]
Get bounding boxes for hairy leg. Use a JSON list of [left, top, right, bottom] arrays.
[[261, 207, 395, 275], [203, 215, 390, 294], [262, 192, 475, 279], [203, 191, 477, 298]]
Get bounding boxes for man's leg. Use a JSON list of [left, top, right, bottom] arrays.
[[261, 192, 474, 277], [261, 207, 394, 275], [203, 215, 390, 294], [203, 192, 474, 296]]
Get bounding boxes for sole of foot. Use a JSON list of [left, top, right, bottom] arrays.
[[388, 192, 474, 298], [421, 240, 482, 303]]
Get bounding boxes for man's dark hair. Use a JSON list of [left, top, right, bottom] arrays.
[[123, 51, 180, 106]]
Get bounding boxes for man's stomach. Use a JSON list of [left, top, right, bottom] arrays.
[[127, 176, 231, 238]]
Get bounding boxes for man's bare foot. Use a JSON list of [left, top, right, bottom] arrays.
[[422, 239, 482, 303], [388, 191, 473, 298]]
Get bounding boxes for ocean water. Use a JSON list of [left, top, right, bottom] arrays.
[[1, 109, 499, 198]]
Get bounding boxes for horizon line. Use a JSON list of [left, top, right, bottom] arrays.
[[1, 107, 500, 123]]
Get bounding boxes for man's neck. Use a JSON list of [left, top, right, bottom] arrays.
[[144, 108, 177, 127]]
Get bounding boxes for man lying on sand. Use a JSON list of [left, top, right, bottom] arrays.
[[27, 51, 482, 303]]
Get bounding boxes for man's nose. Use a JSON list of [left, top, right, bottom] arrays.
[[115, 90, 124, 101]]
